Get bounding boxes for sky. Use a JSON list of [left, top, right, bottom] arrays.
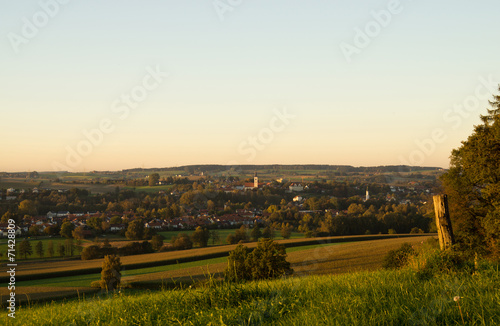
[[1, 0, 500, 172]]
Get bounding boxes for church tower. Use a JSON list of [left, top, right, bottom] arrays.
[[365, 186, 370, 201], [254, 171, 259, 188]]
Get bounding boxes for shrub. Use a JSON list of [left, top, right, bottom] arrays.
[[388, 229, 397, 234], [383, 243, 416, 269], [171, 234, 193, 250], [100, 255, 122, 290], [416, 249, 473, 280], [81, 245, 102, 260], [225, 238, 292, 282], [151, 235, 164, 251], [410, 227, 424, 234]]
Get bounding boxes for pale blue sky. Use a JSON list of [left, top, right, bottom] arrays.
[[1, 1, 499, 172]]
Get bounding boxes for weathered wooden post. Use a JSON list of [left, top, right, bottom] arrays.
[[433, 194, 455, 250]]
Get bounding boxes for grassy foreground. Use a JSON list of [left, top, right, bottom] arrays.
[[6, 265, 499, 325]]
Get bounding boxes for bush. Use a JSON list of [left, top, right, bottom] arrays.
[[388, 229, 397, 234], [81, 245, 102, 260], [383, 243, 416, 269], [100, 255, 122, 290], [225, 238, 292, 282], [118, 241, 154, 256], [171, 234, 193, 250], [410, 227, 424, 234], [416, 249, 473, 280]]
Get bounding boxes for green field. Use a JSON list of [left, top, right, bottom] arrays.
[[8, 263, 500, 325], [0, 237, 83, 261], [17, 241, 346, 288]]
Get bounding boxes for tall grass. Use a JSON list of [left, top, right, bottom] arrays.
[[6, 263, 499, 325]]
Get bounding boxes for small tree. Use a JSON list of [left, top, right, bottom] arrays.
[[47, 240, 54, 258], [149, 173, 160, 187], [280, 224, 292, 239], [151, 235, 164, 251], [19, 239, 33, 259], [225, 244, 252, 281], [250, 225, 262, 242], [225, 239, 292, 281], [262, 226, 274, 239], [248, 238, 292, 280], [125, 219, 145, 240], [234, 225, 249, 242], [72, 226, 86, 240], [171, 233, 193, 250], [65, 238, 75, 256], [60, 222, 75, 238], [35, 240, 44, 258], [210, 229, 220, 245], [191, 226, 210, 247], [100, 255, 122, 290], [57, 243, 66, 257]]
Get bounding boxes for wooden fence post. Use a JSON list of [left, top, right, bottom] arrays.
[[433, 194, 455, 250]]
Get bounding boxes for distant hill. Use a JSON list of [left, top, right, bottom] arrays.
[[121, 164, 443, 174]]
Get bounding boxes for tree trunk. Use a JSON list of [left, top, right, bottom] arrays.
[[433, 194, 455, 250]]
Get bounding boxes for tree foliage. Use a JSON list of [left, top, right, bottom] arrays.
[[19, 239, 33, 259], [191, 226, 210, 248], [225, 238, 292, 281], [100, 255, 122, 290], [125, 219, 145, 240], [35, 240, 44, 258], [441, 90, 500, 257], [60, 221, 75, 239], [170, 233, 193, 250]]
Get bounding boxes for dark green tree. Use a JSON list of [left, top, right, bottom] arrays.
[[19, 239, 33, 259], [280, 223, 292, 239], [171, 233, 193, 250], [57, 243, 66, 257], [65, 238, 75, 256], [125, 219, 145, 240], [250, 225, 262, 242], [149, 173, 160, 186], [225, 244, 252, 281], [262, 226, 274, 239], [60, 222, 75, 238], [191, 226, 210, 247], [442, 92, 500, 256], [151, 234, 164, 251], [35, 240, 44, 258], [100, 255, 122, 290], [47, 240, 54, 258], [225, 239, 292, 281]]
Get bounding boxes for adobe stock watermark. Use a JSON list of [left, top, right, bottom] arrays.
[[339, 0, 410, 63], [399, 75, 498, 166], [51, 65, 168, 172], [237, 107, 295, 162], [7, 0, 71, 54], [213, 0, 243, 22]]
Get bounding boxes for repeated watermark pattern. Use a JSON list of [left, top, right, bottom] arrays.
[[213, 0, 244, 22], [7, 0, 72, 54], [339, 0, 410, 63], [51, 65, 167, 173], [399, 75, 498, 166]]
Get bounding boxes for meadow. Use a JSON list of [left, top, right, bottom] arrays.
[[0, 236, 431, 308], [6, 262, 499, 325]]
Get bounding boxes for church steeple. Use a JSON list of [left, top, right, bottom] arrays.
[[254, 171, 259, 188], [365, 186, 370, 201]]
